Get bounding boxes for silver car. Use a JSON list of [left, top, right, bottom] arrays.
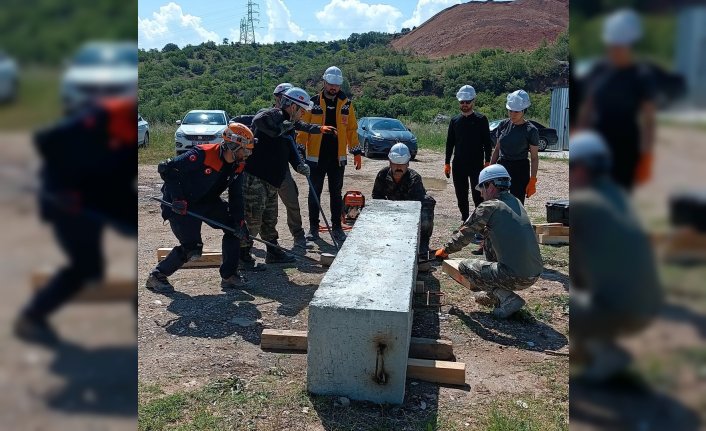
[[138, 114, 149, 147], [0, 50, 18, 103], [175, 110, 229, 155]]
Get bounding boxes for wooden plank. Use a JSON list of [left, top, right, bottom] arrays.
[[409, 337, 454, 360], [156, 248, 222, 268], [534, 225, 570, 236], [441, 259, 476, 291], [31, 270, 135, 302], [406, 358, 466, 385], [261, 329, 308, 351], [537, 234, 570, 245], [260, 330, 454, 361]]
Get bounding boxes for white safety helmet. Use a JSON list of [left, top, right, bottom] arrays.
[[602, 8, 642, 46], [273, 82, 293, 96], [388, 143, 411, 164], [569, 130, 612, 172], [506, 89, 531, 111], [476, 164, 511, 191], [322, 66, 343, 85], [281, 87, 313, 111], [456, 85, 476, 101]]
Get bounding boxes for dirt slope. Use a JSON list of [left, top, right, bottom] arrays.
[[391, 0, 568, 58]]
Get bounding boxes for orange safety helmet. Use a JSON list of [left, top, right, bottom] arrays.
[[222, 122, 254, 155]]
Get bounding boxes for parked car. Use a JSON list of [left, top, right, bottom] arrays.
[[60, 41, 137, 112], [175, 110, 230, 155], [138, 113, 149, 147], [0, 50, 18, 103], [357, 117, 418, 159], [489, 119, 558, 151]]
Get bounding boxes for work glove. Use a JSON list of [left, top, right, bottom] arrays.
[[172, 199, 188, 215], [238, 219, 250, 241], [435, 248, 449, 260], [354, 154, 362, 170], [525, 177, 537, 198], [444, 164, 451, 178], [634, 152, 654, 185], [296, 163, 311, 177], [320, 125, 337, 135]]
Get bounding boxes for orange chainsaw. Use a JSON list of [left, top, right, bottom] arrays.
[[342, 190, 365, 225]]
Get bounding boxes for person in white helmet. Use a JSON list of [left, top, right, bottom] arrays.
[[490, 89, 540, 205], [296, 66, 362, 245], [435, 164, 543, 318], [231, 83, 336, 252], [577, 8, 657, 192], [372, 143, 436, 256], [445, 85, 494, 221], [569, 130, 661, 381]]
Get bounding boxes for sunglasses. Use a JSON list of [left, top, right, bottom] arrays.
[[459, 100, 474, 105]]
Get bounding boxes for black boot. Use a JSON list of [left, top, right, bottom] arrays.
[[265, 241, 296, 264], [239, 246, 265, 271]]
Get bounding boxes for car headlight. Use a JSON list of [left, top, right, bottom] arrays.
[[175, 131, 185, 138], [371, 135, 384, 141], [410, 136, 417, 142]]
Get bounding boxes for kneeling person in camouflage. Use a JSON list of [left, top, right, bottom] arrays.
[[435, 165, 543, 318]]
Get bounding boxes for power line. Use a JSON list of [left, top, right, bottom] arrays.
[[239, 0, 260, 44]]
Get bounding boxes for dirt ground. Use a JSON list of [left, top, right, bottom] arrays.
[[137, 148, 571, 429]]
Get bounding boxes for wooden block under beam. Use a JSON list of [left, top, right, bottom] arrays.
[[407, 358, 466, 385], [31, 270, 135, 302], [537, 234, 570, 245], [441, 259, 475, 291], [157, 248, 222, 268], [261, 329, 308, 351], [409, 337, 454, 360], [534, 225, 570, 236]]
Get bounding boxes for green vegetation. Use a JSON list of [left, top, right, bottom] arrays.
[[0, 68, 61, 129], [138, 32, 568, 125]]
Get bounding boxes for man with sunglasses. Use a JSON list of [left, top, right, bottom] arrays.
[[445, 85, 494, 222], [435, 164, 542, 318], [146, 122, 255, 292]]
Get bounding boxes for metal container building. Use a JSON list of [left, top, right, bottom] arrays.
[[549, 87, 569, 150], [675, 6, 706, 107]]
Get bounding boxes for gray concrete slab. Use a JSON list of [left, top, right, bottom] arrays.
[[307, 200, 420, 404]]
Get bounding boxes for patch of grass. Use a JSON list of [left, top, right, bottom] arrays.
[[139, 122, 178, 165], [527, 302, 552, 322], [482, 395, 567, 431], [407, 122, 446, 153], [0, 68, 61, 130], [540, 244, 569, 269], [138, 392, 188, 431]]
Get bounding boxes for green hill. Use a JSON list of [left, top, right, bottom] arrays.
[[138, 32, 568, 126]]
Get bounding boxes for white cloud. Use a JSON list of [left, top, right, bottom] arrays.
[[138, 2, 219, 49], [315, 0, 403, 39], [402, 0, 462, 29], [254, 0, 305, 43]]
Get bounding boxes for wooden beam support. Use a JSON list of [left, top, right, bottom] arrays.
[[261, 329, 308, 351], [534, 223, 570, 236], [537, 234, 569, 245], [31, 270, 135, 302], [157, 248, 222, 268], [406, 358, 466, 385], [441, 259, 476, 291]]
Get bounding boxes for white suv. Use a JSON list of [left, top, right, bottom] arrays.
[[60, 41, 137, 112], [175, 110, 229, 155]]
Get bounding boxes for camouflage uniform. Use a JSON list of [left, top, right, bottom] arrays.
[[242, 172, 280, 246], [372, 166, 435, 253], [444, 190, 542, 301]]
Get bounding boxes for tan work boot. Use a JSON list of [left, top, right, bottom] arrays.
[[492, 288, 526, 318], [474, 291, 499, 308]]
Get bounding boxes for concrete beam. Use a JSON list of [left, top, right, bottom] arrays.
[[307, 200, 420, 404]]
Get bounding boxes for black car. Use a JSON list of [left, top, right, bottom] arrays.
[[357, 117, 418, 159], [489, 119, 559, 151]]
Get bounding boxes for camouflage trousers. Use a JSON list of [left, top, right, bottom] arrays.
[[458, 237, 538, 293], [242, 173, 279, 248]]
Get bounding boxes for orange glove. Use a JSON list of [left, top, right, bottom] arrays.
[[484, 161, 490, 167], [354, 154, 362, 170], [435, 248, 449, 260], [526, 177, 537, 198], [634, 152, 654, 185], [444, 164, 451, 178], [320, 125, 337, 135]]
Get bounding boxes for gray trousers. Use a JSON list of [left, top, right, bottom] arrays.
[[278, 168, 304, 239]]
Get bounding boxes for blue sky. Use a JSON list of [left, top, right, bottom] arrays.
[[138, 0, 512, 49]]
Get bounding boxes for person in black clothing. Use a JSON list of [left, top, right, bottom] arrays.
[[444, 85, 493, 222], [239, 87, 314, 269], [230, 83, 335, 251], [14, 96, 137, 343], [577, 9, 656, 193], [490, 90, 540, 205], [145, 122, 255, 293], [372, 143, 436, 255]]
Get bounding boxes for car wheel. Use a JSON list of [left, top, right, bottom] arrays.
[[142, 132, 149, 148], [364, 140, 371, 158], [538, 137, 548, 152]]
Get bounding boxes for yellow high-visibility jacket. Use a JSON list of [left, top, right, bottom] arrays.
[[296, 90, 361, 165]]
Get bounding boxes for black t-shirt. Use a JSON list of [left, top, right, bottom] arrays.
[[495, 120, 539, 161], [318, 95, 339, 164]]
